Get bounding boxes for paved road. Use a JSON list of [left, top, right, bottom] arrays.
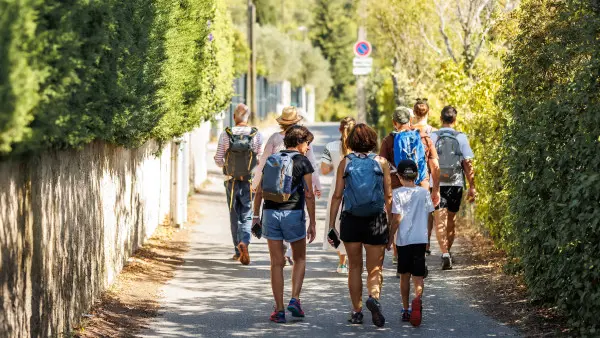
[[140, 123, 518, 337]]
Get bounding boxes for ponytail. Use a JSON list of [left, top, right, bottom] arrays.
[[340, 117, 356, 156]]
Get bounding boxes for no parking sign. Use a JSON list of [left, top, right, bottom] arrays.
[[354, 40, 372, 58]]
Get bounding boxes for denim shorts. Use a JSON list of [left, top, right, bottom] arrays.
[[262, 209, 306, 242]]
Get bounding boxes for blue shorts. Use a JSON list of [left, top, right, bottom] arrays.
[[262, 209, 306, 242]]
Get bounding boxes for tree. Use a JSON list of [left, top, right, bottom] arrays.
[[311, 0, 357, 104], [424, 0, 516, 75]]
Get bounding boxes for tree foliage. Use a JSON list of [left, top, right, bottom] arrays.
[[311, 0, 357, 104], [0, 0, 236, 156], [255, 24, 332, 104]]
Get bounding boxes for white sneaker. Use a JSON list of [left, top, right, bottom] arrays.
[[337, 264, 349, 274]]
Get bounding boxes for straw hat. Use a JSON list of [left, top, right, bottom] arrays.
[[276, 106, 304, 125]]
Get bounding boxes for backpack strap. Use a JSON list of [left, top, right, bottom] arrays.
[[248, 127, 259, 139]]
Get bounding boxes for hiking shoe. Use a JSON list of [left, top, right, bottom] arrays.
[[424, 265, 429, 279], [232, 253, 240, 260], [348, 310, 364, 324], [285, 256, 294, 266], [401, 309, 411, 322], [366, 297, 386, 327], [237, 243, 250, 265], [270, 310, 286, 323], [410, 297, 423, 327], [287, 298, 305, 318], [441, 255, 452, 270]]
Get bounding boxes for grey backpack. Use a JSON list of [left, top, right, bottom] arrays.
[[223, 127, 258, 181], [433, 130, 463, 184]]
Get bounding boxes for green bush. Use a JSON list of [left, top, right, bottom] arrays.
[[500, 0, 600, 334], [0, 0, 235, 156]]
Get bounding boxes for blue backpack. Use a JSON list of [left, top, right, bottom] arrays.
[[393, 130, 427, 184], [262, 151, 300, 203], [343, 153, 385, 217]]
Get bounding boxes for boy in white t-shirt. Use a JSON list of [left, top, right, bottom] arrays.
[[388, 160, 435, 327]]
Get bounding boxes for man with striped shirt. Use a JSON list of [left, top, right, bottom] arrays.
[[214, 104, 263, 265]]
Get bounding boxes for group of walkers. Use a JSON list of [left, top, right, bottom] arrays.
[[213, 101, 476, 328]]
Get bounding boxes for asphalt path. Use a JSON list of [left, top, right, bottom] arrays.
[[140, 123, 518, 337]]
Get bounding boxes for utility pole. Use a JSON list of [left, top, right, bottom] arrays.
[[356, 0, 368, 123], [247, 0, 257, 123]]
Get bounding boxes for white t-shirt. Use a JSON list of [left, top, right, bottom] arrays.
[[392, 186, 435, 246], [430, 127, 475, 187]]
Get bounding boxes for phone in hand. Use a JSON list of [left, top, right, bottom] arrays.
[[252, 220, 262, 239], [328, 228, 341, 249]]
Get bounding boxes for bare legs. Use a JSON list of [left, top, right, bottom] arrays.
[[435, 208, 457, 254], [400, 274, 424, 309], [290, 239, 307, 299], [446, 211, 457, 251], [338, 252, 347, 266], [345, 242, 386, 312], [268, 240, 285, 311], [268, 239, 307, 311]]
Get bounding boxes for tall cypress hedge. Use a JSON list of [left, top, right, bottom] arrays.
[[501, 0, 600, 334], [0, 0, 234, 156]]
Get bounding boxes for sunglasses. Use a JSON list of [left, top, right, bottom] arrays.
[[416, 98, 428, 102]]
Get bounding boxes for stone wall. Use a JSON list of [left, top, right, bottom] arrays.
[[0, 140, 172, 337]]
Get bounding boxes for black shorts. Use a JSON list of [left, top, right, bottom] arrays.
[[397, 244, 427, 277], [340, 211, 389, 245], [435, 186, 463, 213]]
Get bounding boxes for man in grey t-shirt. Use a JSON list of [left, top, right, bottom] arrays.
[[430, 106, 476, 270]]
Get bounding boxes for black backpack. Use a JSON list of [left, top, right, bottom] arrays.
[[223, 127, 259, 181]]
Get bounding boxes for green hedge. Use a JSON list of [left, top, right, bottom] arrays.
[[500, 0, 600, 334], [0, 0, 234, 156]]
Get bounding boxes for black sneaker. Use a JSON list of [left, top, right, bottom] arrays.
[[442, 255, 452, 270], [348, 310, 364, 324], [423, 264, 429, 278], [366, 297, 386, 327]]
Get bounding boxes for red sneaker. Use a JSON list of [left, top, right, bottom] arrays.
[[410, 297, 422, 327], [270, 310, 286, 323]]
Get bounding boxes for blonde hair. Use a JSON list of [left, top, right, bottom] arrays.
[[340, 116, 356, 156]]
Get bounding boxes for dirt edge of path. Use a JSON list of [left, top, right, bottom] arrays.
[[72, 196, 203, 337], [456, 217, 570, 337]]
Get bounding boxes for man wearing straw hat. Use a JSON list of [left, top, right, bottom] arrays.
[[214, 103, 264, 265]]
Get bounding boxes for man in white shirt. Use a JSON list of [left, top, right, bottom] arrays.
[[430, 106, 476, 270], [214, 104, 263, 265]]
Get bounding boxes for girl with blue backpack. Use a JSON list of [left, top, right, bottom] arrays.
[[252, 125, 317, 324], [327, 124, 393, 327]]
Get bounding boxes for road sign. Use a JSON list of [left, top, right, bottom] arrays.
[[353, 57, 373, 67], [353, 67, 372, 76], [354, 40, 372, 57], [353, 56, 373, 75]]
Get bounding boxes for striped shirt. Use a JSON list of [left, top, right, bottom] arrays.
[[214, 126, 264, 168]]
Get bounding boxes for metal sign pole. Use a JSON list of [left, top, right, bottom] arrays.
[[356, 0, 368, 123]]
